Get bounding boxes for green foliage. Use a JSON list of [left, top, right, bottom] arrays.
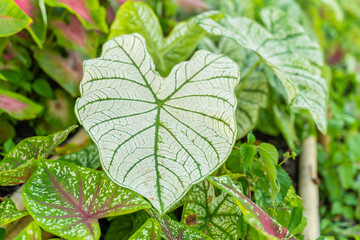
[[0, 199, 28, 226]]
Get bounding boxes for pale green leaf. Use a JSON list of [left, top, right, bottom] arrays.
[[14, 221, 41, 240], [0, 199, 29, 226], [182, 180, 241, 239], [257, 143, 279, 202], [198, 7, 328, 133], [58, 144, 100, 169], [128, 218, 161, 240], [208, 176, 296, 240], [149, 209, 212, 240], [0, 125, 76, 185], [240, 143, 256, 172], [0, 0, 32, 37], [75, 33, 240, 214], [44, 0, 108, 32], [108, 1, 222, 76], [0, 89, 43, 120], [23, 158, 151, 240]]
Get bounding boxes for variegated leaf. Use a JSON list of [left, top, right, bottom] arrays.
[[0, 0, 32, 37], [0, 199, 29, 226], [128, 218, 161, 240], [75, 33, 240, 214], [182, 180, 241, 239], [108, 1, 222, 76], [23, 158, 151, 240], [0, 125, 76, 185], [208, 176, 296, 240], [14, 221, 41, 240], [58, 144, 100, 169], [199, 7, 327, 133], [149, 209, 211, 240]]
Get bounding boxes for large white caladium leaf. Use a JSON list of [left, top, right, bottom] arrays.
[[181, 180, 241, 239], [199, 7, 328, 133], [23, 158, 151, 240], [75, 33, 240, 214]]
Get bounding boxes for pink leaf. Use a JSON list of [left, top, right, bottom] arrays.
[[59, 0, 93, 23], [174, 0, 207, 12], [14, 0, 36, 18], [51, 16, 86, 48], [0, 95, 26, 112]]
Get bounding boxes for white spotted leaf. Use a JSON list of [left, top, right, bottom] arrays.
[[198, 7, 328, 133], [75, 33, 240, 214], [0, 198, 29, 226], [181, 180, 241, 239], [22, 158, 151, 240], [0, 125, 77, 185], [128, 218, 161, 240], [208, 176, 296, 240], [14, 221, 42, 240], [149, 209, 212, 240]]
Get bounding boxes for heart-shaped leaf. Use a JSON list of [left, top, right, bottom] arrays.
[[0, 89, 43, 120], [149, 209, 211, 240], [182, 180, 241, 239], [0, 199, 29, 226], [0, 125, 76, 185], [208, 176, 296, 240], [128, 218, 161, 240], [14, 221, 41, 240], [23, 158, 151, 240], [0, 0, 32, 37], [44, 0, 108, 33], [199, 7, 328, 133], [75, 33, 239, 214], [108, 1, 222, 76]]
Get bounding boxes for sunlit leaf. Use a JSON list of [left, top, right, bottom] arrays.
[[199, 7, 328, 133], [0, 0, 32, 37], [182, 180, 241, 239], [0, 199, 29, 226], [128, 218, 161, 240], [108, 1, 222, 76], [14, 221, 41, 240], [75, 33, 239, 214], [208, 176, 296, 240], [150, 209, 211, 240], [0, 125, 76, 185], [0, 89, 43, 120], [14, 0, 47, 48], [23, 159, 151, 240], [44, 0, 108, 32]]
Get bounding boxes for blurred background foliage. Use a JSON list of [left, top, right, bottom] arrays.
[[0, 0, 359, 239]]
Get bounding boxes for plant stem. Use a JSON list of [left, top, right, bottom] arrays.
[[236, 60, 261, 97]]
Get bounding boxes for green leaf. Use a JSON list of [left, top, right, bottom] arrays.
[[208, 176, 296, 240], [104, 214, 135, 240], [0, 0, 32, 37], [257, 143, 279, 202], [149, 209, 212, 240], [34, 50, 82, 97], [240, 143, 256, 173], [14, 0, 47, 48], [23, 158, 151, 240], [75, 33, 240, 214], [0, 125, 76, 185], [108, 1, 222, 76], [128, 218, 161, 240], [0, 89, 43, 120], [58, 144, 100, 169], [182, 180, 241, 239], [0, 117, 15, 143], [199, 7, 328, 133], [0, 199, 29, 226], [14, 221, 41, 240], [32, 78, 53, 99], [44, 0, 108, 32]]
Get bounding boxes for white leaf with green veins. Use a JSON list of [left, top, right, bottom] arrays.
[[182, 180, 241, 240], [75, 33, 240, 214], [198, 7, 327, 133]]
